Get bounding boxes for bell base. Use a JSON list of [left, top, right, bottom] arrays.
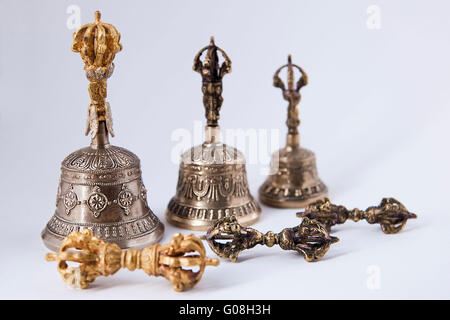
[[259, 181, 328, 209], [259, 145, 328, 209], [259, 188, 327, 208], [41, 213, 165, 252], [165, 198, 261, 231]]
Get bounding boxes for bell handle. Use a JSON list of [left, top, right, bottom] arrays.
[[273, 55, 308, 141], [273, 55, 308, 95], [193, 37, 232, 127], [72, 11, 122, 141]]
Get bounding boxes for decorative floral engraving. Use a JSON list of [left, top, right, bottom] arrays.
[[167, 198, 260, 221], [176, 173, 249, 201], [62, 146, 138, 172], [88, 186, 108, 218], [117, 184, 134, 215], [46, 213, 160, 240], [63, 185, 80, 215]]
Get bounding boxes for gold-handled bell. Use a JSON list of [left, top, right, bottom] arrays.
[[259, 55, 328, 208], [41, 11, 164, 251], [166, 37, 261, 230]]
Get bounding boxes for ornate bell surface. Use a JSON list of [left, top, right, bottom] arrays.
[[166, 37, 261, 230], [41, 11, 164, 251], [259, 55, 328, 208]]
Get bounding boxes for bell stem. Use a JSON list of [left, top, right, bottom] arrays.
[[286, 132, 300, 149], [205, 125, 222, 144], [90, 121, 110, 149]]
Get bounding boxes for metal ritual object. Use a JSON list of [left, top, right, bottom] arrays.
[[41, 11, 164, 251], [297, 198, 417, 234], [201, 215, 338, 262], [45, 229, 219, 292], [166, 37, 261, 230], [259, 55, 327, 208]]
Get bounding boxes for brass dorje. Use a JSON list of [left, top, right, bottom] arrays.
[[298, 198, 417, 234], [166, 37, 261, 230], [202, 215, 338, 262], [259, 55, 327, 208], [46, 229, 219, 292], [41, 11, 164, 251]]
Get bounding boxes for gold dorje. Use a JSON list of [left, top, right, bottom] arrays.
[[46, 229, 219, 292]]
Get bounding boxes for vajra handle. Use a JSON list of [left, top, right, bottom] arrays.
[[273, 55, 308, 136], [72, 11, 122, 139], [201, 216, 338, 262], [297, 198, 417, 234], [46, 229, 219, 292], [193, 36, 232, 127]]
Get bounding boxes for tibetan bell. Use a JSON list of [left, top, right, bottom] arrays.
[[166, 37, 261, 230], [259, 55, 328, 208], [41, 11, 164, 251]]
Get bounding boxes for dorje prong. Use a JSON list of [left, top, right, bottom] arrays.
[[297, 198, 417, 234], [201, 215, 339, 262]]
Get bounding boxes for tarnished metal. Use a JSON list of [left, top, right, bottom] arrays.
[[259, 55, 327, 208], [46, 229, 219, 292], [202, 215, 338, 262], [297, 198, 417, 234], [166, 37, 261, 230], [41, 11, 164, 251]]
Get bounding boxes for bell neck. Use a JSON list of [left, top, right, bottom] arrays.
[[90, 121, 110, 149], [286, 132, 300, 150], [204, 125, 222, 144]]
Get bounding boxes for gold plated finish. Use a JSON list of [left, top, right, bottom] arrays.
[[202, 215, 338, 262], [72, 10, 122, 139], [46, 229, 219, 292], [297, 198, 417, 234], [259, 55, 327, 208], [166, 37, 261, 230], [41, 11, 164, 251]]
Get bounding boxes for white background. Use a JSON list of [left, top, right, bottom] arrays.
[[0, 0, 449, 299]]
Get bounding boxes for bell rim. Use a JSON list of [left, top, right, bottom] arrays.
[[165, 210, 260, 231], [165, 199, 261, 231], [258, 187, 328, 209], [41, 216, 165, 252]]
